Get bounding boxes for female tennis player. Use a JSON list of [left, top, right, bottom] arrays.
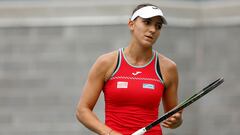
[[76, 3, 183, 135]]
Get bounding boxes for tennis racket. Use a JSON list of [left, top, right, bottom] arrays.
[[132, 77, 224, 135]]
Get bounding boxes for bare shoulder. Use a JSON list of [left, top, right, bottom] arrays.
[[157, 52, 178, 88], [93, 51, 118, 81], [157, 53, 177, 71], [95, 51, 117, 67]]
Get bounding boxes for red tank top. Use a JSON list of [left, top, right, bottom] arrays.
[[103, 48, 165, 135]]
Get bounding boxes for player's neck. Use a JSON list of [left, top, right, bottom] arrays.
[[124, 44, 153, 65]]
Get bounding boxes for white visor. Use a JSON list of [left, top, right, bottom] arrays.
[[130, 6, 167, 24]]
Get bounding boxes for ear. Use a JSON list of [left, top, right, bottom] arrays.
[[128, 19, 134, 31]]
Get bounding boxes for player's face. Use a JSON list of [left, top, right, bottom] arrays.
[[129, 16, 162, 47]]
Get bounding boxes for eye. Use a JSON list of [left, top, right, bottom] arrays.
[[142, 19, 151, 25], [156, 23, 162, 30]]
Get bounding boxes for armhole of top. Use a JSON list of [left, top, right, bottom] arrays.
[[156, 53, 165, 89], [111, 49, 121, 78]]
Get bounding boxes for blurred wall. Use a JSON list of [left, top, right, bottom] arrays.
[[0, 0, 240, 135]]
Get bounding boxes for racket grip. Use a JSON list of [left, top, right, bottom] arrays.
[[131, 128, 147, 135]]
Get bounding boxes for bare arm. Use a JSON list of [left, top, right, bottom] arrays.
[[76, 53, 122, 135], [159, 55, 183, 129]]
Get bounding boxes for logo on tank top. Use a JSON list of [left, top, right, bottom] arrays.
[[117, 81, 128, 88], [143, 83, 155, 90], [132, 71, 142, 76]]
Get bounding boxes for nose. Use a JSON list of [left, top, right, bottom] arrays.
[[149, 24, 157, 34]]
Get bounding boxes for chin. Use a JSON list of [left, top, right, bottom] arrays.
[[141, 40, 155, 48], [141, 42, 154, 48]]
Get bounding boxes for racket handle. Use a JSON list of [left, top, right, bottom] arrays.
[[131, 128, 147, 135]]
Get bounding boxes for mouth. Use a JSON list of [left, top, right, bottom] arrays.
[[145, 35, 154, 40]]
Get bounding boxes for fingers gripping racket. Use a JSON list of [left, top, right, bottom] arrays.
[[132, 77, 224, 135]]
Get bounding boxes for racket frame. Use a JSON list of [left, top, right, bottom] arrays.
[[132, 77, 224, 135]]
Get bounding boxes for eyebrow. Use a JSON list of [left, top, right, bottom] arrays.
[[142, 18, 151, 21], [142, 18, 163, 24]]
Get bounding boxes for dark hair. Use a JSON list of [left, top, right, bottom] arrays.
[[131, 3, 159, 15]]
